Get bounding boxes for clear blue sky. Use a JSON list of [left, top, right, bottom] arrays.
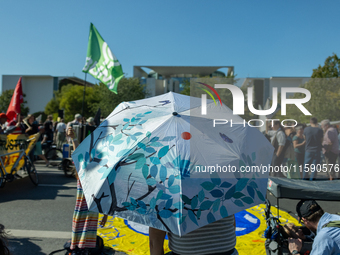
[[0, 0, 339, 88]]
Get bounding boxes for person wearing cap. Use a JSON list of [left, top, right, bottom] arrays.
[[86, 117, 95, 127], [288, 200, 340, 255], [67, 113, 82, 129]]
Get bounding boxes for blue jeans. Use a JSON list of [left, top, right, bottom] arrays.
[[303, 150, 321, 180]]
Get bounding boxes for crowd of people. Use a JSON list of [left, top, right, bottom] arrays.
[[266, 117, 340, 180], [0, 113, 97, 164], [2, 113, 340, 255], [0, 114, 99, 255]]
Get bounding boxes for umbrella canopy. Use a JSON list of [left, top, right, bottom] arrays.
[[72, 92, 274, 236]]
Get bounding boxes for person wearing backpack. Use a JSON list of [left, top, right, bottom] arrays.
[[288, 200, 340, 255]]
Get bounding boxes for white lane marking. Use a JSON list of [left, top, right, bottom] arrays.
[[39, 184, 77, 188], [7, 229, 71, 239]]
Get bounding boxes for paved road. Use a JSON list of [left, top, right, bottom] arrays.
[[0, 164, 125, 255], [2, 164, 340, 255]]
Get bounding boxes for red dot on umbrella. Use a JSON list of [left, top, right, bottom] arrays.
[[181, 132, 191, 140]]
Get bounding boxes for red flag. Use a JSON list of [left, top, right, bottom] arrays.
[[6, 77, 24, 122]]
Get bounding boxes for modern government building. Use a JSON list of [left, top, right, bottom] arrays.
[[1, 66, 310, 116]]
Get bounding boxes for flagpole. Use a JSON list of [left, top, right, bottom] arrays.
[[82, 73, 87, 117]]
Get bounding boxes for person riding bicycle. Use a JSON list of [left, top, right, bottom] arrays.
[[23, 115, 50, 167], [41, 126, 54, 152], [44, 115, 54, 142]]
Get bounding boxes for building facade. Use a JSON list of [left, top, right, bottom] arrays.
[[241, 77, 311, 131], [1, 75, 93, 114], [133, 66, 234, 97]]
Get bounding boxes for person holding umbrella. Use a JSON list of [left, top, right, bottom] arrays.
[[70, 92, 272, 255], [67, 127, 107, 255]]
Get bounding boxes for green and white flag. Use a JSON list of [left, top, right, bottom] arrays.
[[83, 23, 124, 94]]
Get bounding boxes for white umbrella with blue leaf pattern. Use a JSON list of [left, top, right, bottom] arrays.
[[72, 92, 273, 236]]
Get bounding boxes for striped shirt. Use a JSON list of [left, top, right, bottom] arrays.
[[168, 215, 237, 255]]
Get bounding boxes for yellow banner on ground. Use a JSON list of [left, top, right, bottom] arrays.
[[98, 204, 300, 255], [0, 133, 39, 174]]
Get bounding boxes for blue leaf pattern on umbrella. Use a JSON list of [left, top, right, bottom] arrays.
[[77, 104, 268, 234], [219, 133, 233, 143]]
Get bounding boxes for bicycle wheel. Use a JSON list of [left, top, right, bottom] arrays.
[[25, 157, 38, 186], [61, 158, 75, 177], [45, 148, 63, 161], [0, 169, 5, 188]]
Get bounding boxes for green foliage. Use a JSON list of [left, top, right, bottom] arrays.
[[0, 90, 14, 113], [21, 104, 30, 116], [44, 84, 99, 122], [90, 78, 146, 117], [312, 53, 340, 78], [181, 76, 255, 121], [180, 74, 237, 96], [180, 79, 191, 96], [0, 89, 29, 116], [44, 78, 146, 122], [45, 98, 59, 116], [284, 78, 340, 122], [282, 54, 340, 123]]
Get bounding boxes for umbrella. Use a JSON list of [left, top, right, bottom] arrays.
[[72, 92, 273, 236]]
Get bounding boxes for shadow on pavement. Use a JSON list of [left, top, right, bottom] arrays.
[[0, 166, 77, 203], [8, 237, 45, 255]]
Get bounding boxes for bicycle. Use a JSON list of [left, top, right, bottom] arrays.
[[42, 141, 63, 161], [0, 139, 38, 188]]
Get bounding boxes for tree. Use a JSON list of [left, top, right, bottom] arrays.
[[312, 53, 340, 78], [180, 75, 255, 121], [283, 53, 340, 122], [180, 79, 191, 96], [90, 78, 147, 117], [284, 78, 340, 122], [180, 73, 237, 96], [0, 89, 29, 116], [45, 98, 59, 117], [45, 78, 146, 122]]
